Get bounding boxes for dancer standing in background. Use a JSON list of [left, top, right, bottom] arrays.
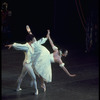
[[1, 2, 12, 44]]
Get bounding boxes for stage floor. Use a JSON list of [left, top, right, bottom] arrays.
[[1, 48, 99, 100]]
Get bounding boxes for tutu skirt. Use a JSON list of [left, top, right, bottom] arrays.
[[32, 46, 52, 82]]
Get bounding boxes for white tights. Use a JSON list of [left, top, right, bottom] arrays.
[[17, 63, 38, 91]]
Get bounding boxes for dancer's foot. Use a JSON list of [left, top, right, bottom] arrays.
[[16, 88, 22, 92], [34, 89, 38, 95], [41, 83, 46, 92]]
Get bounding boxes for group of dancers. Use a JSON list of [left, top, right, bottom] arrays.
[[5, 25, 76, 95]]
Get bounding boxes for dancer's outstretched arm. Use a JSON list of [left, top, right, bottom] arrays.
[[61, 66, 76, 77], [47, 30, 54, 47], [59, 60, 76, 77], [47, 29, 58, 51], [37, 29, 50, 44], [5, 44, 13, 49], [5, 43, 28, 51]]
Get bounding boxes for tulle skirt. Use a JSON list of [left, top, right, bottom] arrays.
[[32, 46, 52, 82]]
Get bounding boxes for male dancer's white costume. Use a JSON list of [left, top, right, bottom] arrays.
[[12, 42, 38, 95]]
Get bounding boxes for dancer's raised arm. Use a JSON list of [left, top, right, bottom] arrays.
[[47, 29, 58, 51], [37, 29, 50, 44], [26, 25, 49, 45], [47, 30, 54, 47]]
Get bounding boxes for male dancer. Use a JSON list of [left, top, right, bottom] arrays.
[[5, 34, 39, 95]]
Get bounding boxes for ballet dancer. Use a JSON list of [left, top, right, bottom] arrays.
[[26, 28, 76, 92], [5, 34, 39, 95]]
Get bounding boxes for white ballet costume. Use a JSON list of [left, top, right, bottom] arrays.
[[12, 42, 38, 95], [31, 43, 58, 83], [31, 38, 52, 82]]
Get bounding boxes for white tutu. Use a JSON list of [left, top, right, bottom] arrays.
[[32, 45, 52, 82]]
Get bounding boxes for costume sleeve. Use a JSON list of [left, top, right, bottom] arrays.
[[12, 43, 28, 51], [37, 37, 47, 44]]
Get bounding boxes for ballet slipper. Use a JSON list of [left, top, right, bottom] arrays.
[[41, 83, 46, 92], [34, 89, 38, 95], [16, 88, 22, 92]]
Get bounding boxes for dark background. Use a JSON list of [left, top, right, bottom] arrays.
[[1, 1, 99, 100], [1, 0, 99, 50]]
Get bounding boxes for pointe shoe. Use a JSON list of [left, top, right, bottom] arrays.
[[34, 89, 38, 95], [41, 84, 46, 92], [16, 88, 22, 92]]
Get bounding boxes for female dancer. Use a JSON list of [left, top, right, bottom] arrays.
[[27, 28, 76, 92], [47, 30, 76, 78]]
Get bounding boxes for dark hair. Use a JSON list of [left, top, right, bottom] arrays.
[[26, 34, 34, 42], [60, 48, 67, 54]]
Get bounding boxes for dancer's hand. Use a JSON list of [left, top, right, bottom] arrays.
[[5, 44, 13, 49], [46, 29, 50, 38], [47, 29, 50, 34]]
